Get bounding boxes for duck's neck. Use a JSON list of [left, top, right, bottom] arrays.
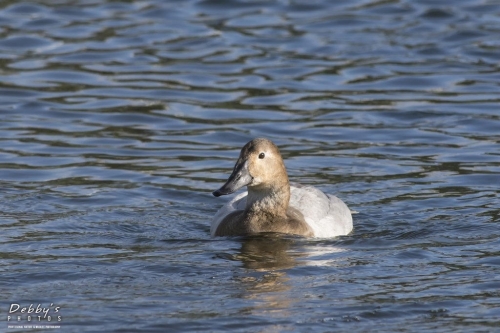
[[246, 182, 290, 217]]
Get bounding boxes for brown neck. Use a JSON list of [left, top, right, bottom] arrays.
[[246, 181, 290, 216]]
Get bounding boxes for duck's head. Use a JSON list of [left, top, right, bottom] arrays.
[[213, 138, 288, 197]]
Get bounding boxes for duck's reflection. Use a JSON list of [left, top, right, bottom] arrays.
[[232, 233, 300, 297], [231, 234, 347, 326], [229, 234, 304, 328], [235, 234, 301, 271]]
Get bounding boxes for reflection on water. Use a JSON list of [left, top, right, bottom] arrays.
[[237, 235, 300, 271], [231, 236, 356, 331], [1, 0, 499, 331], [233, 236, 304, 331], [234, 236, 297, 320]]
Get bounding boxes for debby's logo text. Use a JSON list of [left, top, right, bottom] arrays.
[[7, 303, 62, 322]]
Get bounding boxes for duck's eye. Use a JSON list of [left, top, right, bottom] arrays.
[[258, 152, 265, 159]]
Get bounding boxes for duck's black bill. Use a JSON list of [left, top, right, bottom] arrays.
[[213, 160, 252, 197]]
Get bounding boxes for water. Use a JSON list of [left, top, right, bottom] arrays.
[[1, 0, 499, 332]]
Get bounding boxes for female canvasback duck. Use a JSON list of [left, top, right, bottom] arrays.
[[211, 138, 353, 238]]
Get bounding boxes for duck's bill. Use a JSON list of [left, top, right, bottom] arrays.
[[213, 160, 252, 197]]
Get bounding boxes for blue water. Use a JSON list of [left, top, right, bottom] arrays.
[[1, 0, 499, 332]]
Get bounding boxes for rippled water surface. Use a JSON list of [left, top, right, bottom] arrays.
[[1, 0, 500, 332]]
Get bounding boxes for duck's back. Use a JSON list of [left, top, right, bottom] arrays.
[[289, 184, 353, 238]]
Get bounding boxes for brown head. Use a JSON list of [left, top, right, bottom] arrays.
[[213, 138, 289, 197]]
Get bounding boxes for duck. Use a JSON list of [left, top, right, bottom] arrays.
[[211, 138, 353, 238]]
